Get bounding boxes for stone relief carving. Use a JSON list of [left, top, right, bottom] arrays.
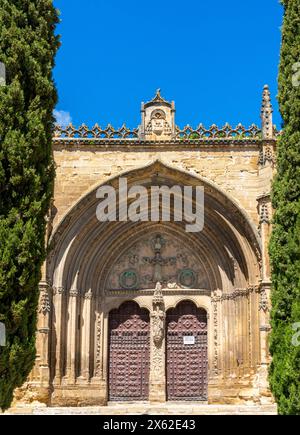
[[94, 312, 102, 378], [145, 109, 172, 138], [259, 202, 270, 225], [38, 288, 51, 316], [259, 289, 270, 313], [213, 300, 219, 375], [107, 233, 208, 291]]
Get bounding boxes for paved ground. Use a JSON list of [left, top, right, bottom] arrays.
[[4, 403, 277, 415]]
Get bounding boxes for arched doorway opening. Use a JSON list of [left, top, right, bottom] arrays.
[[166, 301, 208, 401], [108, 301, 150, 402]]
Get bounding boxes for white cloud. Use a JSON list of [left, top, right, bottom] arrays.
[[54, 110, 72, 127]]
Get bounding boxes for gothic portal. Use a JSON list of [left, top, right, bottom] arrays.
[[19, 89, 277, 406]]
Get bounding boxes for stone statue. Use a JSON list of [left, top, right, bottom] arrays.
[[152, 308, 164, 346], [152, 282, 165, 346]]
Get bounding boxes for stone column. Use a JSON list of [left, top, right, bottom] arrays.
[[25, 280, 52, 404], [66, 289, 79, 384], [90, 306, 107, 406], [149, 283, 166, 404], [79, 290, 93, 381], [257, 194, 272, 362], [257, 195, 273, 403], [53, 286, 65, 385], [37, 281, 51, 385]]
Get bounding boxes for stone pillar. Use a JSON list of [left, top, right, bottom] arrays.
[[91, 307, 107, 406], [149, 283, 166, 404], [79, 290, 93, 381], [37, 281, 51, 386], [66, 289, 79, 384], [23, 280, 52, 404], [257, 195, 273, 403], [53, 286, 65, 385]]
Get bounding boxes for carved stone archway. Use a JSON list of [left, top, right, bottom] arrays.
[[35, 161, 265, 406]]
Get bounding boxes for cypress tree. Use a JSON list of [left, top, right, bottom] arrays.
[[269, 0, 300, 415], [0, 1, 59, 410]]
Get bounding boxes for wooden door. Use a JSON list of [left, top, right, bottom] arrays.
[[166, 301, 208, 401], [108, 302, 150, 401]]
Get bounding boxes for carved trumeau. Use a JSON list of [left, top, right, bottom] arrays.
[[152, 282, 165, 346], [150, 282, 166, 392]]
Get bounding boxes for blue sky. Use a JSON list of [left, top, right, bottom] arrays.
[[54, 0, 283, 129]]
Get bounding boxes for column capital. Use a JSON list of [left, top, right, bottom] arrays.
[[69, 288, 79, 298], [53, 286, 65, 296]]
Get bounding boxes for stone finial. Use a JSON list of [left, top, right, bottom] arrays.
[[261, 85, 274, 139]]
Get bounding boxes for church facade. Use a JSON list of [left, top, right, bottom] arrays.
[[18, 88, 277, 407]]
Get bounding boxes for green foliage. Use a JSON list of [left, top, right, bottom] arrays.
[[269, 0, 300, 415], [0, 1, 59, 410]]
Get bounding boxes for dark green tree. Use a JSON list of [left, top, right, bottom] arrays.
[[0, 1, 59, 410], [269, 0, 300, 415]]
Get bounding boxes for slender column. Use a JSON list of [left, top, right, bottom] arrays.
[[91, 305, 107, 406], [211, 290, 222, 378], [92, 310, 104, 381], [53, 286, 65, 384], [257, 195, 272, 363], [66, 289, 79, 384], [37, 281, 51, 386], [256, 195, 273, 402], [80, 290, 93, 381], [149, 283, 166, 404]]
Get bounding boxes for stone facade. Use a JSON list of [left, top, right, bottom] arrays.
[[16, 88, 277, 407]]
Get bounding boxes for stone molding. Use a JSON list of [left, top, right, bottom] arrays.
[[211, 286, 260, 302]]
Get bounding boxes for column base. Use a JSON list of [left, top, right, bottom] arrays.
[[149, 381, 166, 404]]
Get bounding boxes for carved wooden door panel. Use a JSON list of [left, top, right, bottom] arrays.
[[166, 301, 208, 401], [109, 302, 150, 401]]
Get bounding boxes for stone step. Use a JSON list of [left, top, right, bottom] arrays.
[[4, 404, 278, 415]]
